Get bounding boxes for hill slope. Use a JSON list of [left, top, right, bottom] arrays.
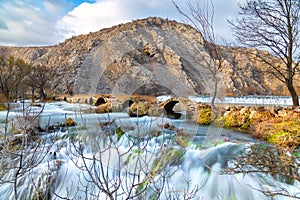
[[0, 17, 298, 97]]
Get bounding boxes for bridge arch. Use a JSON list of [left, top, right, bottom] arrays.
[[163, 100, 182, 119], [95, 97, 106, 106]]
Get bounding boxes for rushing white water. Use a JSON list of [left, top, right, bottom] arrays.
[[0, 101, 299, 199], [190, 95, 294, 106], [158, 95, 295, 106]]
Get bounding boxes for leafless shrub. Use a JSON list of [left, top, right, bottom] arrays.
[[223, 143, 300, 199]]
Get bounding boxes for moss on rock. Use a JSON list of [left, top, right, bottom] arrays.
[[266, 120, 300, 149], [252, 115, 300, 149], [0, 104, 8, 111], [198, 107, 214, 125], [127, 102, 149, 117], [223, 108, 251, 128]]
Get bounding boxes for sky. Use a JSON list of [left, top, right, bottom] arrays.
[[0, 0, 245, 46]]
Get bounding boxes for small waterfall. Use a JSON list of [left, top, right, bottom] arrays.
[[158, 143, 299, 200], [0, 131, 299, 199], [188, 95, 294, 106], [0, 101, 299, 199]]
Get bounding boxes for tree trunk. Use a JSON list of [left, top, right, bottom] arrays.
[[211, 75, 218, 109], [40, 88, 46, 101], [31, 88, 35, 103], [287, 80, 299, 106], [4, 104, 10, 139]]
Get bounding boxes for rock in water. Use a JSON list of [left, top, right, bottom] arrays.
[[65, 117, 77, 127]]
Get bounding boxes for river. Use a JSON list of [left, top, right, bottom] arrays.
[[0, 99, 299, 199]]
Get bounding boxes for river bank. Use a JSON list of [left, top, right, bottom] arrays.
[[196, 104, 300, 149], [54, 94, 300, 149]]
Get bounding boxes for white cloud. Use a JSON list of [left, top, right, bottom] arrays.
[[43, 1, 64, 17], [0, 0, 245, 46], [56, 0, 177, 38], [0, 19, 8, 30], [57, 1, 128, 37], [0, 0, 71, 46]]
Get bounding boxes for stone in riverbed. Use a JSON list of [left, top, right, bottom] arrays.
[[62, 117, 77, 127], [95, 103, 112, 113], [127, 102, 149, 117]]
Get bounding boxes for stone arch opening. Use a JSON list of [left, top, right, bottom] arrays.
[[163, 100, 182, 119], [95, 97, 106, 106]]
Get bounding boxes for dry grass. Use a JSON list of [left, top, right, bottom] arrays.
[[251, 113, 300, 149]]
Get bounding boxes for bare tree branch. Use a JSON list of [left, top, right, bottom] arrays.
[[229, 0, 300, 106]]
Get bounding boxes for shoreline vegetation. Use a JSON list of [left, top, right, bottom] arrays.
[[48, 94, 300, 150]]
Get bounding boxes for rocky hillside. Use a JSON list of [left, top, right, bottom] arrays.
[[0, 17, 298, 97]]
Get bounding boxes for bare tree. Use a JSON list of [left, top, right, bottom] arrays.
[[223, 144, 300, 199], [0, 56, 31, 138], [0, 57, 53, 198], [0, 56, 31, 100], [0, 101, 56, 200], [229, 0, 300, 106], [25, 64, 51, 101], [172, 0, 226, 108]]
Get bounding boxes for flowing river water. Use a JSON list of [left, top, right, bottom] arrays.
[[0, 98, 299, 199]]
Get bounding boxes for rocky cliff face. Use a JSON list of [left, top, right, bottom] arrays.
[[0, 17, 298, 97]]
